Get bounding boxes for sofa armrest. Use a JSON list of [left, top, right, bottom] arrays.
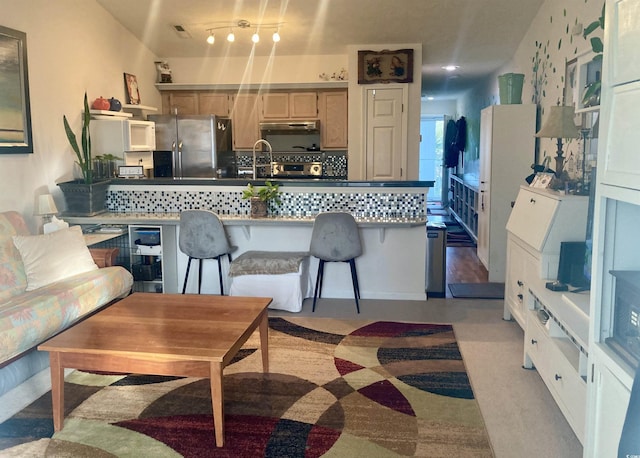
[[89, 248, 119, 268]]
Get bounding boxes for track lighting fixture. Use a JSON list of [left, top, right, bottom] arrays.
[[205, 19, 283, 45]]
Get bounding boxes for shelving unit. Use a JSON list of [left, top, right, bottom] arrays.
[[585, 2, 640, 455], [128, 225, 178, 293], [448, 175, 478, 241]]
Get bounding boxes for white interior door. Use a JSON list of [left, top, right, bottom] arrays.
[[365, 87, 406, 180]]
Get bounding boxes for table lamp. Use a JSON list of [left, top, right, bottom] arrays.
[[535, 106, 581, 175], [35, 194, 58, 223]]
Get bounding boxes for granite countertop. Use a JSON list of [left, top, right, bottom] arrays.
[[109, 178, 435, 188], [66, 212, 427, 228]]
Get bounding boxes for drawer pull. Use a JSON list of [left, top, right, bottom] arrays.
[[555, 374, 562, 381], [517, 294, 524, 302], [517, 280, 523, 287], [530, 198, 536, 204], [531, 339, 537, 345]]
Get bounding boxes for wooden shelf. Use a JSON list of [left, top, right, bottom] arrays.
[[155, 81, 348, 92], [122, 104, 158, 112]]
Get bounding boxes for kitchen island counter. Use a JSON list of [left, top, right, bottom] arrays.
[[66, 213, 426, 228], [63, 180, 430, 300]]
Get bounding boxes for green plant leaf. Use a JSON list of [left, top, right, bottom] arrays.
[[590, 37, 603, 53]]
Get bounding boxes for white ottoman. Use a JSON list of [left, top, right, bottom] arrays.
[[229, 251, 312, 313]]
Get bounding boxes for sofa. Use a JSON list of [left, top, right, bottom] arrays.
[[0, 211, 133, 402]]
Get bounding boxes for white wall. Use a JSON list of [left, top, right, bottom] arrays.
[[0, 0, 159, 232], [167, 55, 348, 85], [456, 0, 603, 177]]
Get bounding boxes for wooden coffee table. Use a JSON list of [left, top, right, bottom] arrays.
[[38, 292, 271, 447]]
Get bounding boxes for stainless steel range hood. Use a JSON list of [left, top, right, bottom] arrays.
[[259, 120, 319, 133]]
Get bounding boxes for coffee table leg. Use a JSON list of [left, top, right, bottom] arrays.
[[49, 352, 64, 431], [210, 362, 224, 447], [259, 310, 269, 372]]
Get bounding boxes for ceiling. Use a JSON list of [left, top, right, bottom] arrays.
[[96, 0, 544, 99]]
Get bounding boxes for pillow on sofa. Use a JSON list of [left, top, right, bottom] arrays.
[[12, 225, 98, 291]]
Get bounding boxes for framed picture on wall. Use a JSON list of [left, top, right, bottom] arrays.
[[357, 49, 414, 84], [123, 73, 141, 105], [0, 25, 33, 154], [563, 57, 578, 109]]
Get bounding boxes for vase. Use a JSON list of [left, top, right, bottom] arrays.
[[58, 179, 110, 216], [250, 197, 267, 218]]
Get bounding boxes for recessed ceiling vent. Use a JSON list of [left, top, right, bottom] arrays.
[[173, 24, 192, 39]]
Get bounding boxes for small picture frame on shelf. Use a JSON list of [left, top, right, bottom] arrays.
[[530, 172, 554, 189], [123, 73, 141, 105]]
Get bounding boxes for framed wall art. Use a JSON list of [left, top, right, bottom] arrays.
[[0, 25, 33, 154], [123, 73, 141, 105], [357, 49, 414, 84]]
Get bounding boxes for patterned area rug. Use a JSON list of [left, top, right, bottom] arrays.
[[0, 318, 493, 457]]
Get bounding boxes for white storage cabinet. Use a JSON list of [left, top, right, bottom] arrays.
[[477, 104, 536, 282], [504, 186, 588, 327]]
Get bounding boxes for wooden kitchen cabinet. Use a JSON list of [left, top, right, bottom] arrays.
[[260, 93, 290, 119], [198, 92, 230, 116], [230, 93, 260, 150], [260, 92, 318, 119], [289, 92, 318, 118], [162, 91, 198, 115], [319, 90, 348, 149]]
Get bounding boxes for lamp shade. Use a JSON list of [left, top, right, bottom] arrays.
[[535, 105, 581, 139], [35, 194, 58, 216]]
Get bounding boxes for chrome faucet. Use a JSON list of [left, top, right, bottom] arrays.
[[252, 139, 273, 179]]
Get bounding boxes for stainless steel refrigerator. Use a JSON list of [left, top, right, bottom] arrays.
[[149, 114, 232, 179]]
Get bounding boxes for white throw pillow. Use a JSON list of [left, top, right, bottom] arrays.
[[13, 225, 98, 291]]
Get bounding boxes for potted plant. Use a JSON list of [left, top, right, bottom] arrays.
[[242, 181, 281, 218], [58, 92, 110, 216]]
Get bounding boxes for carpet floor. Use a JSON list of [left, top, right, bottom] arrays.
[[0, 317, 492, 457]]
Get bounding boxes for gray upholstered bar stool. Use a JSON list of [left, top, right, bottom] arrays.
[[309, 211, 363, 313], [179, 210, 234, 295]]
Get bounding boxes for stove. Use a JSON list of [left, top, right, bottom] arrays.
[[271, 161, 322, 178]]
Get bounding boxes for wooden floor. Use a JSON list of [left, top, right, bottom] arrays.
[[428, 205, 489, 296], [447, 246, 488, 284]]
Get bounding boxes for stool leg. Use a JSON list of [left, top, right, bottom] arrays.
[[198, 259, 203, 294], [313, 259, 325, 312], [349, 259, 360, 314], [217, 256, 224, 295], [182, 257, 193, 294]]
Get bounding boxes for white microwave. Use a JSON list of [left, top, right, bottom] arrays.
[[91, 119, 156, 153]]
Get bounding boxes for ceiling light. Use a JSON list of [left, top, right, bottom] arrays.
[[204, 19, 284, 45], [442, 65, 460, 72]]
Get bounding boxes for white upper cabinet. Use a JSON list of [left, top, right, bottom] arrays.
[[611, 0, 640, 86]]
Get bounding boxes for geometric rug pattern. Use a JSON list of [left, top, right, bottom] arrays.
[[0, 317, 493, 457]]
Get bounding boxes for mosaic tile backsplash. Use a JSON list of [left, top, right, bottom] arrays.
[[106, 189, 427, 219]]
